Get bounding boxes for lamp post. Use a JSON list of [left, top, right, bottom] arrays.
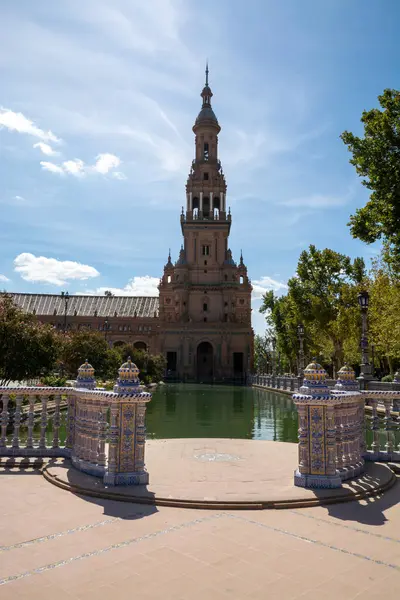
[[357, 290, 373, 389], [371, 343, 375, 378], [61, 291, 70, 334], [297, 323, 305, 380], [104, 318, 109, 343]]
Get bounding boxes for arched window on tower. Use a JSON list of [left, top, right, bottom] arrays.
[[203, 197, 210, 218], [192, 197, 199, 219], [203, 142, 209, 161], [240, 276, 244, 284]]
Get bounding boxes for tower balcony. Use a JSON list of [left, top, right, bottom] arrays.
[[181, 210, 231, 223]]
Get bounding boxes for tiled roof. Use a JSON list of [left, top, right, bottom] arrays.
[[9, 294, 159, 318]]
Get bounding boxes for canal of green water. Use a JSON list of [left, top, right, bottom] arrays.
[[10, 385, 299, 446]]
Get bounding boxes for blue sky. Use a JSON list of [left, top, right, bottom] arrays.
[[0, 0, 398, 334]]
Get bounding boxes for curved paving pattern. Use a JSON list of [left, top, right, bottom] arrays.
[[43, 439, 396, 509]]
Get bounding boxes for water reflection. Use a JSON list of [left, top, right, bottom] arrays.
[[12, 384, 299, 445], [146, 384, 299, 442]]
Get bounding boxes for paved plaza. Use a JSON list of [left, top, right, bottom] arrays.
[[1, 441, 400, 600], [44, 439, 394, 508]]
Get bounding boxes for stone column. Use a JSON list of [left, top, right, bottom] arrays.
[[293, 361, 342, 489], [104, 358, 152, 486], [0, 394, 10, 448]]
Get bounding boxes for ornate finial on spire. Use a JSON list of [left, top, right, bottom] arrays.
[[165, 248, 173, 269], [205, 60, 209, 86], [240, 250, 244, 266]]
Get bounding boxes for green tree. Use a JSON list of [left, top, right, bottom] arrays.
[[117, 344, 166, 384], [61, 330, 111, 378], [259, 246, 366, 374], [368, 255, 400, 376], [0, 293, 60, 385], [341, 89, 400, 270], [253, 334, 271, 373]]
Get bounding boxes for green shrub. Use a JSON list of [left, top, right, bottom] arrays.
[[381, 374, 393, 382], [41, 375, 67, 387]]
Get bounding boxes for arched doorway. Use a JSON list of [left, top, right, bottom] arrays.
[[134, 341, 147, 352], [113, 340, 125, 348], [196, 341, 214, 382]]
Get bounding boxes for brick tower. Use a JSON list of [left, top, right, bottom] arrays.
[[158, 65, 254, 382]]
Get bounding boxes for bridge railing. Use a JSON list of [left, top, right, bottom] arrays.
[[363, 392, 400, 462], [0, 361, 152, 486]]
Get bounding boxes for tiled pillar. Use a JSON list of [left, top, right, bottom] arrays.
[[103, 358, 152, 486]]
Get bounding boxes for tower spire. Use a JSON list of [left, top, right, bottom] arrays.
[[205, 60, 209, 86]]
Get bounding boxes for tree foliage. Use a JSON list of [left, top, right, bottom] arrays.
[[259, 246, 365, 374], [117, 345, 166, 384], [61, 330, 111, 378], [257, 244, 400, 377], [0, 293, 61, 385], [341, 89, 400, 270]]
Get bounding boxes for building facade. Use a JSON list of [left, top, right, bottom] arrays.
[[10, 69, 254, 382]]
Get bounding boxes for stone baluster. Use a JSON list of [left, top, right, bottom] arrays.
[[383, 397, 394, 455], [355, 401, 364, 463], [12, 394, 24, 449], [359, 398, 367, 457], [66, 393, 76, 450], [52, 393, 62, 449], [370, 398, 380, 456], [97, 403, 108, 467], [26, 395, 37, 449], [0, 394, 10, 447], [39, 395, 48, 449]]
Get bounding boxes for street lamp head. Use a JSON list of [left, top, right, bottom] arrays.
[[358, 290, 369, 309], [297, 323, 304, 336]]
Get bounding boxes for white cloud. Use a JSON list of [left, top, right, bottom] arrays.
[[63, 158, 85, 176], [282, 193, 347, 209], [252, 276, 288, 301], [14, 195, 25, 201], [0, 274, 10, 282], [33, 141, 59, 156], [14, 253, 100, 286], [0, 107, 60, 143], [112, 171, 127, 180], [87, 275, 160, 297], [40, 161, 65, 175], [93, 153, 120, 174], [40, 153, 124, 178]]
